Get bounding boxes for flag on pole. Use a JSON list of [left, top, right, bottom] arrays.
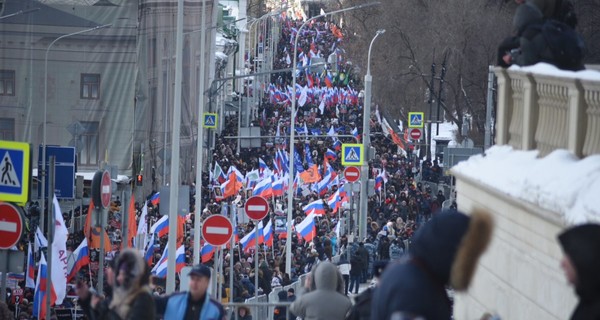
[[151, 246, 168, 278], [136, 202, 148, 250], [303, 199, 326, 215], [52, 194, 68, 304], [35, 227, 48, 252], [33, 253, 56, 320], [144, 233, 156, 266], [296, 212, 317, 242], [67, 239, 90, 282], [175, 245, 186, 273], [150, 215, 169, 238], [263, 220, 273, 246], [201, 243, 216, 263], [25, 242, 35, 288]]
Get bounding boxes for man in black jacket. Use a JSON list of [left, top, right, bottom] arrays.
[[558, 223, 600, 320]]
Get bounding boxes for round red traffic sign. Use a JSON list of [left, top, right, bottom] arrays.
[[202, 215, 233, 246], [101, 171, 111, 208], [0, 202, 24, 249], [245, 196, 269, 220], [92, 170, 112, 209], [410, 128, 422, 140], [344, 166, 361, 183]]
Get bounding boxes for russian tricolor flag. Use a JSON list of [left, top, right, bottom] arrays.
[[176, 245, 186, 273], [150, 215, 169, 238], [240, 228, 258, 252], [272, 176, 284, 197], [201, 243, 215, 263], [253, 178, 273, 198], [325, 148, 337, 161], [327, 190, 341, 214], [296, 212, 317, 242], [263, 220, 273, 247], [332, 138, 342, 151], [144, 233, 156, 266], [303, 199, 326, 216], [34, 253, 57, 320], [26, 242, 35, 288], [151, 246, 168, 278], [67, 238, 90, 282], [150, 192, 160, 205]]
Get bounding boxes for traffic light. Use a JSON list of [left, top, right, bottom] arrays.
[[136, 174, 143, 186]]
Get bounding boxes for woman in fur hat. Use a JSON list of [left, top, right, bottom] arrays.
[[98, 248, 156, 320], [371, 209, 493, 320]]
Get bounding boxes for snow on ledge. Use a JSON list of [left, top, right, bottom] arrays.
[[508, 62, 600, 81], [451, 145, 600, 225]]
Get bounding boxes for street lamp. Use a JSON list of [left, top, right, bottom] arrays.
[[358, 29, 385, 241], [285, 2, 380, 275], [40, 24, 111, 234], [41, 23, 110, 315]]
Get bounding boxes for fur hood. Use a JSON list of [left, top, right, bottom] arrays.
[[410, 209, 493, 291], [109, 248, 151, 319]]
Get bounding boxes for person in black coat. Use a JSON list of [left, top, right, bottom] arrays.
[[349, 251, 363, 294], [558, 223, 600, 320], [370, 209, 493, 320]]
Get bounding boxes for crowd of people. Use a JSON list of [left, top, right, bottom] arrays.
[[4, 8, 451, 320]]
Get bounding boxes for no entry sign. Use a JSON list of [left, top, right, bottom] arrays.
[[344, 166, 361, 183], [245, 196, 269, 221], [92, 170, 112, 209], [0, 202, 24, 249], [202, 215, 233, 247], [409, 128, 422, 140]]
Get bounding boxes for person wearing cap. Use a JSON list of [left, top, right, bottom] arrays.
[[371, 209, 494, 320], [155, 264, 226, 320], [557, 223, 600, 320]]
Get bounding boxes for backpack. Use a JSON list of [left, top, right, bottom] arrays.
[[541, 20, 585, 71]]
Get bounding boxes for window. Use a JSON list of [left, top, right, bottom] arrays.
[[0, 118, 15, 140], [0, 70, 15, 96], [79, 121, 99, 166], [80, 74, 100, 99]]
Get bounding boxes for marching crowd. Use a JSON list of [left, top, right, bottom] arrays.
[[3, 9, 450, 320]]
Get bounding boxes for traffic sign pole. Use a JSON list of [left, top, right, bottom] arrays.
[[46, 156, 55, 319]]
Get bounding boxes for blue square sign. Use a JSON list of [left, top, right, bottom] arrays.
[[203, 113, 218, 129], [341, 143, 364, 166]]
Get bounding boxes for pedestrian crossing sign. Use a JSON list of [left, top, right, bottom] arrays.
[[203, 113, 218, 129], [341, 143, 364, 166], [0, 140, 31, 205], [408, 112, 424, 128]]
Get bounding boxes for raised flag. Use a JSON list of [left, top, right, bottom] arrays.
[[176, 245, 186, 273], [67, 238, 90, 282], [136, 202, 149, 250], [149, 192, 160, 206], [35, 227, 48, 252], [296, 212, 317, 242], [222, 172, 243, 199], [303, 199, 326, 216], [144, 233, 155, 266], [151, 246, 168, 278], [52, 194, 68, 304], [33, 253, 56, 320], [240, 228, 257, 252], [352, 127, 360, 142], [26, 242, 35, 288], [150, 215, 169, 238], [263, 220, 273, 246], [253, 176, 273, 198], [304, 142, 314, 166], [299, 164, 321, 184], [325, 148, 337, 161], [201, 243, 216, 263], [127, 194, 137, 248], [327, 190, 341, 214]]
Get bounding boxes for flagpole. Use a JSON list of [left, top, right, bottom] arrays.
[[45, 157, 55, 320]]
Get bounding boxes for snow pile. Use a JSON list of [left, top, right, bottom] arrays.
[[452, 145, 600, 225], [509, 62, 600, 81]]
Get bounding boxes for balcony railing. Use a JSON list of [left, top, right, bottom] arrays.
[[494, 64, 600, 158]]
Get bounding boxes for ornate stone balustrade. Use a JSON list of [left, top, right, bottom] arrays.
[[494, 64, 600, 157]]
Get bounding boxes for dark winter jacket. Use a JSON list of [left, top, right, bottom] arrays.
[[558, 224, 600, 320], [346, 287, 373, 320], [370, 210, 493, 320]]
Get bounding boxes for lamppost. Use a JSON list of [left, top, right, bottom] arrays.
[[40, 24, 111, 234], [358, 29, 385, 241], [285, 2, 380, 275], [41, 23, 110, 315]]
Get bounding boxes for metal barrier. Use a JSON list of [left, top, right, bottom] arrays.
[[226, 301, 293, 320]]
